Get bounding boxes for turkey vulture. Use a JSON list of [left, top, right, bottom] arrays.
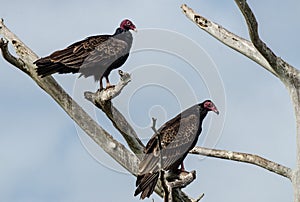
[[34, 19, 136, 90], [134, 100, 219, 199]]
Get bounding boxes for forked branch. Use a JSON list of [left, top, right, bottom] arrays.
[[233, 0, 300, 84], [84, 72, 145, 156]]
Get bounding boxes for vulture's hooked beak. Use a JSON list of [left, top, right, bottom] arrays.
[[212, 106, 219, 115]]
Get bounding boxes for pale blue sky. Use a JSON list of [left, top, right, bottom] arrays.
[[0, 0, 299, 201]]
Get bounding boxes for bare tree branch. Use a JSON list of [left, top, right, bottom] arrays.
[[233, 1, 300, 201], [167, 171, 197, 189], [233, 0, 300, 85], [85, 70, 132, 102], [173, 188, 204, 202], [180, 4, 278, 77], [84, 71, 145, 156], [190, 147, 292, 180], [151, 117, 170, 202], [165, 169, 200, 202]]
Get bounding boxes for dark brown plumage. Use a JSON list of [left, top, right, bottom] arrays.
[[134, 100, 219, 199], [34, 19, 136, 90]]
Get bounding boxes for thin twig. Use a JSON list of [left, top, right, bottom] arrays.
[[151, 117, 158, 135], [151, 117, 170, 202], [194, 193, 205, 202]]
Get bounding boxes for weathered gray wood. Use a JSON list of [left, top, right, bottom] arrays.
[[181, 4, 278, 77], [234, 2, 300, 201], [84, 72, 145, 156], [182, 2, 299, 202], [191, 147, 292, 179]]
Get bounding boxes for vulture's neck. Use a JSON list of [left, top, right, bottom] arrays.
[[113, 28, 133, 44], [114, 28, 128, 35], [199, 108, 209, 124]]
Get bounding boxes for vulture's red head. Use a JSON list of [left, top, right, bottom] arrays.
[[203, 100, 219, 115], [120, 19, 137, 31]]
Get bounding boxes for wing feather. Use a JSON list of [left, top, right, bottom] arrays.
[[35, 30, 133, 81], [80, 37, 128, 68], [138, 106, 201, 175]]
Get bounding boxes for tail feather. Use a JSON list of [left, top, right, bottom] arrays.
[[34, 57, 78, 77], [134, 172, 159, 199]]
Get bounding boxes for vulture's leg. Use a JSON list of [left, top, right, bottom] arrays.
[[180, 163, 186, 171], [105, 76, 114, 89], [99, 77, 104, 91]]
